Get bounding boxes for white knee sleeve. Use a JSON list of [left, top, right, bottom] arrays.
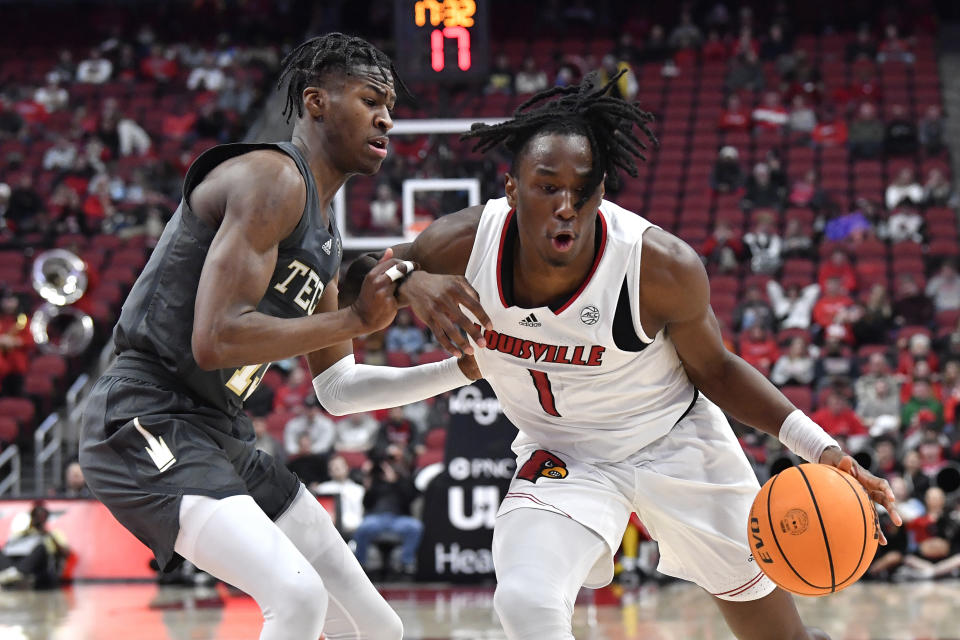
[[175, 494, 327, 640], [492, 509, 607, 640], [275, 486, 403, 640]]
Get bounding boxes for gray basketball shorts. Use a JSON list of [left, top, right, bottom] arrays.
[[78, 373, 299, 571]]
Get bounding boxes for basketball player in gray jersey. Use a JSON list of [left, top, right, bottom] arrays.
[[79, 34, 491, 640]]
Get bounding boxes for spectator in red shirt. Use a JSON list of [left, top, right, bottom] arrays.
[[812, 391, 868, 439], [877, 24, 915, 65], [0, 290, 34, 395], [900, 360, 943, 405], [738, 325, 779, 376], [813, 277, 855, 329], [818, 249, 857, 293], [717, 94, 750, 132], [897, 333, 940, 377], [700, 219, 746, 273], [140, 45, 180, 83], [162, 101, 198, 141], [812, 106, 848, 147], [272, 362, 313, 412], [701, 29, 729, 63], [751, 91, 788, 135]]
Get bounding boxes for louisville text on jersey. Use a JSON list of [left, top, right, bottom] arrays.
[[479, 327, 605, 366]]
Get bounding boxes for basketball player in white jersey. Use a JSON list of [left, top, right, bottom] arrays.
[[321, 72, 900, 640]]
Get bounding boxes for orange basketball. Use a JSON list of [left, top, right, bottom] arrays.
[[747, 463, 880, 596]]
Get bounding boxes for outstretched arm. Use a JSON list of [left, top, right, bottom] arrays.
[[190, 151, 405, 369], [638, 229, 900, 535]]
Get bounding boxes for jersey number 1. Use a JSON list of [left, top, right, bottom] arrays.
[[528, 369, 561, 417]]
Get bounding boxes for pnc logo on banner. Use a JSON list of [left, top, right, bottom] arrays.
[[517, 450, 568, 483]]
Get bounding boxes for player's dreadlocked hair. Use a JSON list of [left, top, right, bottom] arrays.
[[462, 70, 657, 203], [277, 33, 411, 124]]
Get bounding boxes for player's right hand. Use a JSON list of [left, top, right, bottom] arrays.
[[396, 272, 493, 357], [350, 248, 407, 333]]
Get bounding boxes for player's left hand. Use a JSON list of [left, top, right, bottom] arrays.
[[819, 446, 902, 545]]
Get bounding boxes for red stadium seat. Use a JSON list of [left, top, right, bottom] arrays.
[[416, 448, 444, 469], [418, 349, 448, 364], [28, 354, 67, 379], [385, 351, 413, 368], [0, 398, 35, 432], [780, 386, 813, 413], [338, 450, 369, 470]]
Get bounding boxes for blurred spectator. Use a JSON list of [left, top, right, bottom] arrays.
[[369, 183, 400, 234], [897, 334, 939, 378], [851, 284, 893, 345], [738, 326, 779, 377], [730, 24, 760, 58], [42, 136, 78, 171], [767, 280, 819, 329], [725, 50, 765, 92], [385, 309, 426, 355], [812, 391, 869, 440], [742, 211, 782, 274], [901, 379, 944, 428], [823, 206, 872, 242], [811, 106, 848, 147], [314, 455, 365, 537], [718, 95, 750, 132], [34, 74, 69, 113], [923, 167, 953, 206], [844, 60, 883, 107], [7, 174, 44, 231], [701, 220, 745, 273], [273, 363, 312, 411], [857, 378, 901, 436], [751, 92, 788, 135], [286, 432, 329, 493], [76, 48, 112, 84], [732, 285, 776, 332], [283, 395, 336, 457], [637, 24, 671, 65], [335, 412, 380, 452], [515, 57, 548, 95], [818, 250, 857, 294], [49, 49, 75, 84], [598, 54, 637, 100], [848, 102, 885, 160], [815, 326, 856, 383], [0, 183, 10, 232], [943, 360, 960, 425], [194, 102, 228, 141], [868, 509, 908, 580], [140, 45, 179, 83], [0, 291, 33, 395], [218, 73, 258, 117], [871, 436, 904, 479], [780, 218, 814, 259], [786, 95, 816, 141], [710, 146, 744, 192], [918, 105, 945, 156], [668, 10, 703, 49], [485, 54, 514, 95], [886, 168, 924, 210], [901, 487, 960, 580], [0, 95, 26, 140], [760, 23, 792, 62], [186, 53, 226, 91], [877, 24, 915, 65], [161, 101, 198, 141], [701, 29, 729, 63], [886, 205, 924, 244], [813, 277, 855, 329], [59, 461, 91, 499], [926, 261, 960, 312], [251, 414, 283, 461], [0, 502, 70, 589], [372, 406, 425, 464], [788, 170, 826, 211], [770, 337, 815, 386], [741, 163, 785, 211], [884, 104, 918, 156], [846, 24, 877, 62], [354, 457, 423, 576], [893, 274, 935, 328]]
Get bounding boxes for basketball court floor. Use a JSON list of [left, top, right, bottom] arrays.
[[0, 579, 957, 639]]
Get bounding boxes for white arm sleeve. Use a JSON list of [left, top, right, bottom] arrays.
[[312, 354, 473, 416]]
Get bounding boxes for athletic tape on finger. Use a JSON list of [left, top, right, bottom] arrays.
[[385, 261, 416, 282]]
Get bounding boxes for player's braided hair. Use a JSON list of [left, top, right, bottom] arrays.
[[462, 70, 657, 202], [277, 33, 410, 124]]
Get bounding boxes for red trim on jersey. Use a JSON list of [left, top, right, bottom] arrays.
[[495, 208, 515, 308], [495, 208, 609, 314], [711, 571, 765, 597], [528, 369, 561, 417], [553, 209, 608, 314], [503, 492, 572, 518]]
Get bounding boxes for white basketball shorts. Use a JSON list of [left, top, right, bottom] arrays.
[[496, 394, 777, 601]]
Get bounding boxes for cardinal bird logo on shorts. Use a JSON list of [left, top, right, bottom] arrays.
[[517, 450, 568, 483]]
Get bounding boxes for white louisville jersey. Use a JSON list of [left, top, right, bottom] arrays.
[[465, 197, 698, 463]]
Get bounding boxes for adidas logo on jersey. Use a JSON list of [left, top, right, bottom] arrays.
[[519, 313, 541, 328], [321, 238, 333, 255]]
